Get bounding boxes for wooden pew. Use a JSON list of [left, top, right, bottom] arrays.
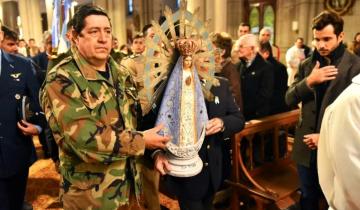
[[226, 109, 300, 210]]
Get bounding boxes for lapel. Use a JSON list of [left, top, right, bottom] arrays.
[[317, 51, 353, 130]]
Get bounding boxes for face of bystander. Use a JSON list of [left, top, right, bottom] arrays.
[[131, 37, 145, 54], [1, 38, 18, 54], [238, 25, 250, 38], [259, 29, 271, 43], [313, 24, 344, 57]]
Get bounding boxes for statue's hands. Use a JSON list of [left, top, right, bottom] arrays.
[[143, 124, 171, 150], [206, 117, 224, 136], [154, 152, 171, 175]]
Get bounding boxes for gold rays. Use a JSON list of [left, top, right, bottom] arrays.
[[142, 0, 219, 113]]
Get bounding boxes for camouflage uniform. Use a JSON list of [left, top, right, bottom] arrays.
[[122, 54, 162, 210], [40, 46, 145, 210]]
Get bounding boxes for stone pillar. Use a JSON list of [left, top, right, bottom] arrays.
[[2, 0, 18, 30], [187, 0, 205, 22], [227, 0, 245, 39], [94, 0, 127, 45], [214, 0, 227, 33], [18, 0, 43, 43], [111, 0, 127, 44], [45, 0, 53, 31]]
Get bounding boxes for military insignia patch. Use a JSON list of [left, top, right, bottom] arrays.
[[10, 73, 21, 79]]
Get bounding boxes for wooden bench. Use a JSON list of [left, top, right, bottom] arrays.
[[226, 109, 300, 210]]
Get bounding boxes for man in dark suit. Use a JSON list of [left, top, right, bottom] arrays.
[[0, 21, 44, 210], [285, 11, 360, 210], [233, 34, 274, 121], [154, 77, 245, 210], [259, 41, 289, 115]]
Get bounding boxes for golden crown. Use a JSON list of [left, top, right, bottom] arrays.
[[176, 38, 198, 56]]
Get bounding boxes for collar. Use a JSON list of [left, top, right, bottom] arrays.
[[71, 46, 112, 81], [312, 43, 345, 66]]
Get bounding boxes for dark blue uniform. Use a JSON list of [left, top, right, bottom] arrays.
[[0, 50, 44, 210]]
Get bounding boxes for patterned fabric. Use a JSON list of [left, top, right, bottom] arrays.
[[155, 56, 208, 156], [40, 46, 145, 209]]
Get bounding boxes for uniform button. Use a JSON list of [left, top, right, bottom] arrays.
[[0, 122, 2, 126], [310, 126, 315, 130], [204, 162, 209, 167], [207, 145, 210, 149], [0, 136, 3, 139]]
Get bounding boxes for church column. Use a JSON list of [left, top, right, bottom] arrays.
[[226, 0, 245, 38], [94, 0, 127, 45], [18, 0, 43, 43], [213, 0, 227, 32], [2, 0, 19, 30], [44, 0, 53, 31], [187, 0, 205, 22], [110, 0, 127, 45]]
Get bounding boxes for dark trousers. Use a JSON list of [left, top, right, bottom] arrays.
[[178, 194, 214, 210], [297, 151, 325, 210], [0, 169, 29, 210]]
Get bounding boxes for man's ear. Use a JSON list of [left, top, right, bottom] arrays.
[[72, 31, 79, 44], [0, 31, 4, 43], [338, 31, 345, 43]]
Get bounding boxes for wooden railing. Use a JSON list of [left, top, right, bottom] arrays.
[[226, 109, 300, 210]]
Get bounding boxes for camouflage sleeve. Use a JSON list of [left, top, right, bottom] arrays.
[[41, 68, 145, 163]]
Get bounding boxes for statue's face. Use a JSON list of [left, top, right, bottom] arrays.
[[183, 56, 192, 69]]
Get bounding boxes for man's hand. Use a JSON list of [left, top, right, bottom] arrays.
[[154, 152, 171, 175], [143, 124, 170, 150], [306, 61, 338, 88], [17, 120, 39, 136], [303, 133, 320, 150], [206, 118, 224, 136]]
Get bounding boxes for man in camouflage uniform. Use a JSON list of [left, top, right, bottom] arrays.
[[40, 5, 169, 210]]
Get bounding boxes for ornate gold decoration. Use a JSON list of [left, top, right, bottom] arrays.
[[324, 0, 356, 16], [177, 39, 198, 56], [141, 0, 219, 114]]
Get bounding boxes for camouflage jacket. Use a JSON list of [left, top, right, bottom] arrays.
[[40, 47, 145, 209]]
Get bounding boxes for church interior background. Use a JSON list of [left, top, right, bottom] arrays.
[[0, 0, 358, 62]]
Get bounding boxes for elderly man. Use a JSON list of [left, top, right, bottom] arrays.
[[285, 11, 360, 210], [234, 34, 274, 120], [40, 5, 170, 210], [259, 27, 280, 60]]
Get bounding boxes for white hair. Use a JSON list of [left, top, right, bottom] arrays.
[[260, 27, 273, 36], [237, 34, 259, 49]]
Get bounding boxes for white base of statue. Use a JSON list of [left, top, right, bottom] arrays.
[[166, 153, 203, 177]]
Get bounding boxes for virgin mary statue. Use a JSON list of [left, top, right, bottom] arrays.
[[155, 38, 208, 177]]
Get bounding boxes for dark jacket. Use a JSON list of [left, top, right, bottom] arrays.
[[164, 77, 245, 200], [267, 56, 289, 114], [238, 53, 274, 120], [0, 50, 44, 177], [285, 47, 360, 167], [217, 59, 243, 111]]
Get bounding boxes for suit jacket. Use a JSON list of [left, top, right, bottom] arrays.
[[267, 56, 289, 114], [164, 77, 245, 200], [285, 49, 360, 167], [0, 50, 43, 177], [237, 53, 274, 120]]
